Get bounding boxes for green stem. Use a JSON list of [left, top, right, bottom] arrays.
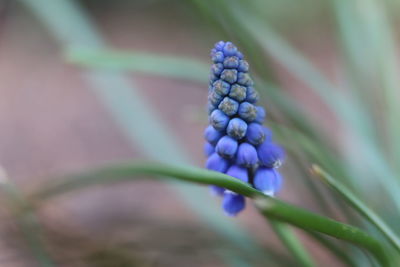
[[312, 165, 400, 254], [29, 161, 390, 266], [30, 161, 262, 201], [269, 220, 316, 267], [255, 197, 391, 267]]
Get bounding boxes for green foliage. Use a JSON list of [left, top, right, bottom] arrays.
[[5, 0, 400, 266]]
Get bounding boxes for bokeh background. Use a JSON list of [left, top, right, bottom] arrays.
[[1, 0, 400, 266]]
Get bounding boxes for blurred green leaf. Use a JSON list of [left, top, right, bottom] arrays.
[[269, 220, 316, 267], [255, 198, 390, 267], [312, 165, 400, 253], [66, 48, 209, 83]]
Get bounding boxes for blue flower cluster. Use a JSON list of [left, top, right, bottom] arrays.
[[204, 41, 285, 216]]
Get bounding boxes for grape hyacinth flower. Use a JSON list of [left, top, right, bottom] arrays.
[[204, 41, 285, 216]]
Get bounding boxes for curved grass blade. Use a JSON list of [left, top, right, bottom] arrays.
[[311, 165, 400, 254], [29, 161, 391, 266], [30, 162, 262, 201], [66, 48, 208, 83], [269, 220, 316, 267], [254, 198, 390, 267]]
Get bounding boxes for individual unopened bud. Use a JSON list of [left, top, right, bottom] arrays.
[[238, 60, 249, 72], [223, 56, 239, 69], [211, 63, 224, 76], [253, 168, 283, 196], [206, 153, 229, 173], [204, 125, 223, 145], [213, 80, 230, 96], [246, 87, 259, 103], [257, 142, 285, 168], [229, 84, 247, 102], [226, 165, 249, 183], [209, 71, 218, 84], [214, 41, 225, 51], [222, 192, 245, 216], [227, 118, 247, 140], [210, 110, 230, 131], [246, 123, 265, 145], [223, 42, 238, 56], [208, 91, 223, 107], [238, 102, 257, 122], [220, 69, 238, 84], [218, 97, 239, 116], [236, 142, 258, 167], [211, 51, 224, 63], [237, 72, 253, 86], [204, 142, 215, 156], [216, 136, 238, 159], [254, 106, 266, 124], [207, 102, 216, 115]]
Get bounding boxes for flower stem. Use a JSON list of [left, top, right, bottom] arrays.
[[29, 161, 391, 266]]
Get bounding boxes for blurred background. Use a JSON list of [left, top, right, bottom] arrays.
[[0, 0, 400, 266]]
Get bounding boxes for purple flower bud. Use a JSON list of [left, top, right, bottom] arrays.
[[216, 136, 238, 158], [246, 87, 259, 103], [223, 56, 239, 68], [254, 106, 266, 124], [238, 102, 257, 122], [209, 71, 218, 83], [214, 41, 225, 51], [257, 142, 285, 168], [246, 123, 265, 145], [229, 84, 247, 102], [204, 125, 223, 145], [226, 165, 249, 183], [210, 110, 230, 131], [223, 42, 238, 56], [211, 63, 224, 76], [222, 192, 245, 216], [236, 142, 258, 167], [238, 60, 249, 72], [236, 51, 244, 59], [213, 80, 230, 96], [208, 91, 223, 106], [204, 142, 215, 156], [218, 97, 239, 116], [227, 118, 248, 140], [210, 185, 225, 196], [206, 153, 229, 173], [237, 72, 253, 86], [220, 69, 238, 84], [211, 51, 224, 63], [207, 102, 216, 115], [254, 167, 283, 196]]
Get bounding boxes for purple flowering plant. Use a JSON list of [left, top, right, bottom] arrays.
[[205, 41, 285, 216]]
